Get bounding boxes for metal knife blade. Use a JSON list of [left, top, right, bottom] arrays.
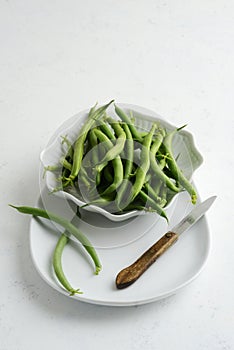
[[171, 195, 217, 236], [116, 196, 216, 289]]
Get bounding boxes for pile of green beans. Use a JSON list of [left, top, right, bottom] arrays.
[[46, 101, 197, 221]]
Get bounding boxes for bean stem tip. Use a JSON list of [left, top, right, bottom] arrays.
[[95, 266, 102, 275], [69, 289, 83, 296]]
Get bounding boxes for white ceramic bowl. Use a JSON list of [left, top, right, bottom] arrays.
[[40, 103, 203, 222]]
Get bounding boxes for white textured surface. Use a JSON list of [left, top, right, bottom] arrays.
[[1, 1, 234, 349]]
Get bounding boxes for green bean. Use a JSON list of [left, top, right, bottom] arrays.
[[60, 157, 72, 172], [156, 152, 167, 170], [88, 127, 114, 186], [139, 131, 149, 138], [61, 168, 71, 184], [88, 128, 99, 150], [159, 183, 168, 204], [116, 122, 134, 208], [162, 166, 177, 181], [144, 182, 166, 207], [158, 157, 167, 170], [96, 125, 126, 173], [93, 129, 123, 195], [98, 119, 115, 140], [87, 128, 107, 187], [139, 190, 168, 221], [151, 178, 162, 197], [43, 164, 59, 178], [10, 205, 102, 274], [61, 135, 74, 160], [105, 117, 123, 136], [44, 136, 74, 180], [150, 128, 165, 156], [53, 233, 83, 296], [147, 129, 167, 183], [65, 100, 114, 185], [80, 164, 94, 183], [78, 165, 93, 190], [114, 104, 143, 142], [87, 129, 101, 185], [162, 126, 197, 204], [129, 124, 157, 202], [43, 156, 72, 179], [149, 150, 180, 193], [160, 127, 185, 180], [103, 165, 114, 183], [144, 172, 152, 184]]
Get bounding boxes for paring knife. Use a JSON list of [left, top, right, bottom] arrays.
[[116, 196, 216, 289]]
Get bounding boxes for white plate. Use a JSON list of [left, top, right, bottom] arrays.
[[29, 187, 211, 306]]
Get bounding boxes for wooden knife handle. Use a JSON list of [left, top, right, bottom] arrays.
[[116, 231, 178, 289]]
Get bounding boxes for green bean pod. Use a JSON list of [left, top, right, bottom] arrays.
[[103, 165, 114, 183], [96, 128, 126, 173], [115, 122, 134, 208], [156, 152, 167, 170], [93, 129, 124, 195], [98, 119, 116, 140], [44, 155, 72, 178], [78, 165, 93, 190], [114, 104, 143, 142], [150, 128, 165, 156], [149, 148, 181, 193], [65, 100, 114, 185], [53, 233, 83, 296], [162, 126, 197, 204], [160, 127, 185, 180], [106, 117, 124, 136], [129, 124, 157, 203], [10, 205, 102, 274], [61, 135, 74, 160], [139, 190, 168, 221], [87, 128, 101, 185], [60, 157, 72, 172], [144, 182, 167, 207]]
